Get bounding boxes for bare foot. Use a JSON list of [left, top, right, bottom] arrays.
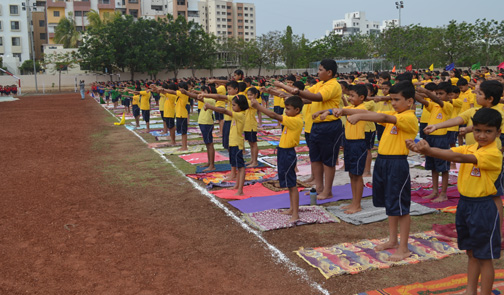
[[432, 192, 448, 203], [388, 249, 412, 261], [230, 185, 239, 190], [344, 207, 362, 214], [224, 176, 236, 182], [317, 193, 333, 200], [170, 141, 176, 145], [305, 176, 315, 183], [202, 166, 215, 172], [374, 240, 399, 251], [234, 191, 244, 196], [281, 209, 293, 215], [246, 162, 258, 168], [177, 147, 188, 152], [289, 215, 299, 223], [341, 204, 351, 210], [363, 172, 372, 177], [422, 191, 438, 200]]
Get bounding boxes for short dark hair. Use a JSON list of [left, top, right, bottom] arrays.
[[456, 78, 468, 86], [365, 83, 378, 97], [293, 81, 305, 91], [389, 80, 415, 99], [395, 72, 413, 82], [472, 108, 502, 129], [247, 87, 259, 97], [167, 83, 178, 91], [320, 59, 337, 77], [284, 95, 303, 110], [226, 81, 239, 90], [238, 82, 247, 92], [234, 69, 244, 79], [436, 82, 452, 94], [286, 75, 296, 82], [425, 82, 437, 91], [178, 82, 188, 90], [233, 94, 249, 111], [480, 80, 503, 106], [382, 81, 392, 88], [451, 85, 460, 94], [243, 77, 252, 84], [349, 84, 368, 99]]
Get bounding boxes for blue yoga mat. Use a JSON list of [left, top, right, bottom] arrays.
[[229, 183, 372, 213]]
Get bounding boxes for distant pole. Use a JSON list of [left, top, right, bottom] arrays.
[[27, 0, 38, 92], [395, 1, 404, 27]]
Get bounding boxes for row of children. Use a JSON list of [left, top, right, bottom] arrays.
[[0, 85, 18, 96]]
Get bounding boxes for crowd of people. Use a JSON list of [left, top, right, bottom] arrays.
[[85, 63, 504, 294]]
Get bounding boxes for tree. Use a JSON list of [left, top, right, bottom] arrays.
[[280, 26, 299, 69], [473, 19, 504, 66], [19, 59, 42, 74], [54, 12, 80, 48], [43, 51, 80, 91]]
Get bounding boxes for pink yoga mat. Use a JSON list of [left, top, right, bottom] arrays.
[[179, 152, 229, 164], [211, 183, 303, 200], [411, 187, 460, 209]]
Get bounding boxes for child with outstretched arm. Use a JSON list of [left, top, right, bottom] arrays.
[[407, 107, 502, 295], [250, 95, 304, 222], [204, 95, 249, 195]]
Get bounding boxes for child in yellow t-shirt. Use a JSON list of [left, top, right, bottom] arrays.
[[204, 95, 249, 196], [407, 107, 502, 295], [251, 95, 304, 222], [244, 87, 260, 167]]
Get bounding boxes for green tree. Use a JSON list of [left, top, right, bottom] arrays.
[[473, 19, 504, 66], [19, 59, 42, 74], [43, 51, 80, 91], [280, 26, 299, 69], [54, 12, 80, 48]]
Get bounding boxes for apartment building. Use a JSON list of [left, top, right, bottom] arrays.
[[330, 11, 398, 37]]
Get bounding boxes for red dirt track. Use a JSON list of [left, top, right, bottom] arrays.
[[0, 94, 317, 294]]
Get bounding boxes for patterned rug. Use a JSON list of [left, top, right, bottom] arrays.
[[179, 152, 229, 164], [242, 206, 340, 231], [295, 231, 463, 279], [261, 154, 311, 167], [186, 167, 278, 187], [358, 269, 504, 294]]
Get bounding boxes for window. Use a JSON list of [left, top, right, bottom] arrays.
[[245, 20, 248, 23], [54, 11, 60, 17], [227, 31, 231, 35], [99, 0, 110, 4], [13, 53, 22, 61], [245, 38, 249, 41], [11, 21, 20, 31], [227, 25, 231, 28], [75, 11, 82, 16], [245, 26, 248, 29], [130, 9, 138, 17], [227, 6, 231, 9], [83, 11, 89, 16], [39, 20, 45, 27], [238, 26, 242, 29], [76, 26, 83, 31], [250, 8, 253, 11], [216, 5, 219, 8], [177, 0, 185, 5], [244, 14, 248, 16], [251, 32, 254, 36], [227, 12, 230, 15], [40, 33, 46, 39], [238, 7, 242, 10], [238, 19, 242, 23], [128, 0, 138, 3], [250, 14, 253, 17], [227, 18, 231, 22], [216, 18, 220, 21], [0, 37, 3, 46], [12, 37, 21, 46], [0, 21, 2, 31], [216, 11, 220, 15], [217, 24, 220, 28], [238, 32, 243, 35], [10, 5, 19, 15], [245, 32, 249, 35], [251, 26, 254, 29], [244, 7, 248, 10], [250, 20, 254, 23]]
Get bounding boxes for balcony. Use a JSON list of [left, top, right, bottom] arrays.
[[46, 0, 66, 8], [74, 1, 91, 9], [98, 0, 115, 9]]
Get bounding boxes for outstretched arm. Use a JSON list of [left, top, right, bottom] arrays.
[[406, 139, 477, 163], [423, 116, 465, 135], [273, 81, 323, 102], [250, 98, 283, 122], [346, 110, 397, 125], [416, 86, 444, 107], [204, 103, 232, 116]]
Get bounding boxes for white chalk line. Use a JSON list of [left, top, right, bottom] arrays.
[[94, 98, 329, 295]]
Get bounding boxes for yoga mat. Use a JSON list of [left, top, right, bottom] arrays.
[[295, 231, 463, 279], [0, 96, 19, 102], [211, 183, 303, 200], [326, 199, 438, 225], [157, 134, 200, 141], [157, 145, 205, 155], [411, 186, 460, 209], [194, 162, 268, 173], [242, 206, 340, 231], [258, 145, 310, 156], [229, 183, 373, 213], [180, 152, 229, 165], [358, 269, 504, 295], [186, 167, 278, 186], [267, 140, 306, 146], [433, 223, 504, 248]]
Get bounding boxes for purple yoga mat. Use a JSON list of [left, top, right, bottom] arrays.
[[411, 186, 460, 209], [261, 123, 278, 127], [229, 183, 373, 213]]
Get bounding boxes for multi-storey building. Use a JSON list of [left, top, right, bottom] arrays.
[[330, 11, 398, 37]]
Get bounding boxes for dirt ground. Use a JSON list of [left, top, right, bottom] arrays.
[[0, 93, 500, 295]]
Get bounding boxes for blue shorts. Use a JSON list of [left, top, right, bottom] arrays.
[[112, 97, 118, 103], [365, 131, 376, 150], [447, 131, 458, 145], [344, 139, 367, 176], [273, 106, 284, 115], [244, 131, 257, 143], [456, 195, 501, 259], [376, 124, 385, 142], [222, 120, 231, 150], [164, 117, 175, 129], [141, 110, 150, 122], [493, 159, 504, 196], [305, 132, 311, 148], [176, 117, 188, 135], [199, 124, 214, 144], [123, 98, 130, 107], [160, 110, 164, 118], [214, 110, 224, 121], [132, 105, 140, 117], [229, 146, 244, 168], [419, 122, 427, 139], [425, 134, 450, 172], [185, 104, 190, 114], [277, 147, 297, 188], [372, 155, 411, 216], [309, 120, 343, 167]]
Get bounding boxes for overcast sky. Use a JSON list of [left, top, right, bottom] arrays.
[[249, 0, 504, 41]]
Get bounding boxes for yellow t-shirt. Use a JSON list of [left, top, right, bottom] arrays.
[[159, 93, 166, 112], [344, 104, 367, 140], [450, 77, 459, 86], [451, 141, 502, 197], [364, 100, 377, 132], [198, 100, 204, 110], [244, 98, 258, 132], [229, 111, 245, 150], [163, 93, 176, 118], [224, 95, 235, 121], [458, 106, 504, 148], [216, 85, 226, 108], [302, 104, 313, 133], [175, 90, 189, 118], [198, 98, 216, 125], [377, 110, 419, 155], [419, 98, 432, 123], [273, 95, 282, 107], [426, 101, 453, 136], [139, 91, 151, 110], [308, 78, 342, 123], [279, 114, 304, 148], [448, 97, 463, 132], [459, 89, 474, 113], [132, 94, 140, 106]]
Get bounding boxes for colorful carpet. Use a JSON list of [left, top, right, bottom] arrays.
[[242, 206, 340, 231], [411, 174, 458, 190], [261, 154, 311, 167], [186, 167, 278, 187], [326, 199, 438, 225], [156, 134, 201, 141], [179, 152, 229, 165], [358, 269, 504, 294], [295, 231, 463, 279], [258, 145, 310, 156], [211, 182, 303, 200], [411, 186, 460, 210], [433, 223, 504, 248], [156, 145, 206, 155], [194, 162, 268, 173], [229, 183, 373, 213]]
